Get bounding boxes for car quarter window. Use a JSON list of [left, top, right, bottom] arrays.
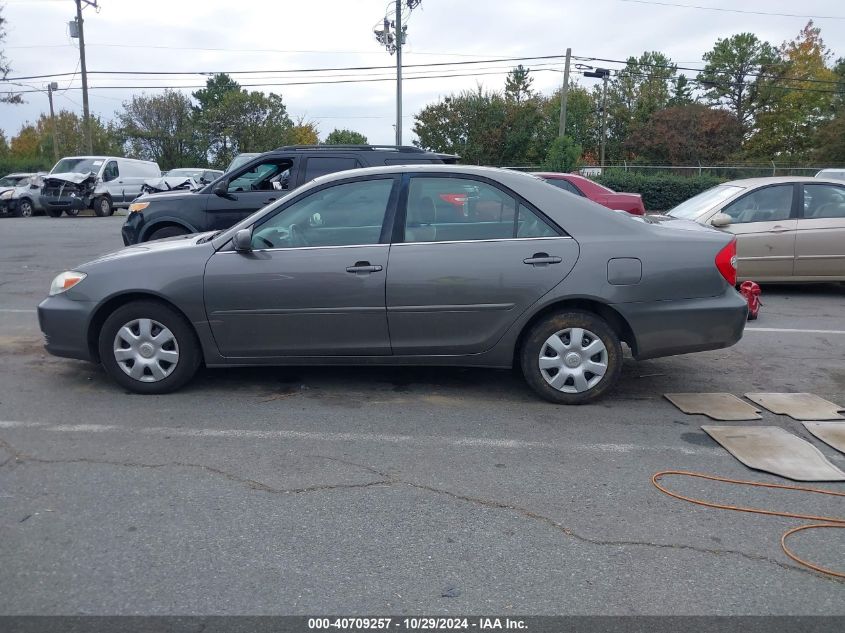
[[545, 178, 583, 196], [251, 178, 395, 249], [403, 177, 560, 243], [721, 184, 794, 224], [803, 184, 845, 219], [303, 157, 359, 182]]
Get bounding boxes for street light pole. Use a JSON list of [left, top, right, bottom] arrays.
[[395, 0, 402, 146], [558, 48, 571, 138], [600, 72, 609, 168]]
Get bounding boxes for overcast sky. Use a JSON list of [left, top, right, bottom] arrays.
[[1, 0, 843, 149]]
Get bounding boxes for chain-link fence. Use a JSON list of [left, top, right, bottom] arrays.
[[499, 162, 843, 179]]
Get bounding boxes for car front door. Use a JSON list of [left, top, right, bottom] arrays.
[[385, 175, 579, 355], [203, 176, 398, 357], [795, 183, 845, 278], [716, 183, 798, 281], [205, 157, 296, 231]]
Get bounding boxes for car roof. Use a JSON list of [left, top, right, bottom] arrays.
[[308, 163, 539, 184], [720, 176, 843, 187], [532, 172, 586, 180], [5, 172, 35, 178]]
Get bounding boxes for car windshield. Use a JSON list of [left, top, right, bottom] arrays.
[[225, 154, 260, 173], [51, 158, 103, 174], [0, 175, 28, 186], [667, 185, 744, 219]]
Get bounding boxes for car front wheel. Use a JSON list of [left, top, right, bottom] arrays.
[[98, 300, 201, 394], [14, 199, 34, 217], [93, 196, 113, 217], [520, 310, 622, 404]]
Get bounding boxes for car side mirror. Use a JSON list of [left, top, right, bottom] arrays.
[[710, 213, 732, 228], [232, 228, 253, 252], [213, 181, 229, 197], [30, 183, 39, 189]]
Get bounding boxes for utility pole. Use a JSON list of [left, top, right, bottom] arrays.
[[47, 82, 59, 162], [374, 1, 420, 147], [558, 48, 571, 138], [72, 0, 97, 155], [395, 0, 402, 146]]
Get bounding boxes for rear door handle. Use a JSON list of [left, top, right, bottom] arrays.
[[263, 197, 278, 204], [346, 261, 383, 274], [523, 253, 562, 266]]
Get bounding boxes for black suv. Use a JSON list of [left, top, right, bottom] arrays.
[[121, 145, 457, 245]]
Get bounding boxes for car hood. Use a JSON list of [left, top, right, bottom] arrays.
[[82, 231, 216, 267], [136, 188, 202, 203], [44, 171, 98, 184], [143, 176, 200, 192]]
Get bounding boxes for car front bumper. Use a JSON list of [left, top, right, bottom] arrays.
[[42, 195, 87, 212], [614, 287, 748, 360], [121, 212, 143, 245], [38, 294, 95, 361]]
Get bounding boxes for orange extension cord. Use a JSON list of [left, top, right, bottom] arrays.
[[651, 470, 845, 579]]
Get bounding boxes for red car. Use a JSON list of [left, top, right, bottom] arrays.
[[533, 172, 646, 215]]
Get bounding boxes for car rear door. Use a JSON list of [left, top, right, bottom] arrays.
[[385, 174, 579, 355], [794, 182, 845, 278], [717, 183, 798, 281], [204, 176, 398, 357], [295, 156, 362, 188]]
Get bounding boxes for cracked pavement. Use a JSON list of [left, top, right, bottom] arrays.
[[1, 216, 844, 614]]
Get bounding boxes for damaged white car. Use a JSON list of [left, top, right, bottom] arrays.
[[41, 156, 160, 217]]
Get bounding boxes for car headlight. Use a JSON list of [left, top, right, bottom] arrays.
[[0, 190, 13, 200], [128, 202, 149, 214], [49, 271, 87, 296]]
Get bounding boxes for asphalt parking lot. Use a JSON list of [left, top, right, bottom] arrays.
[[0, 215, 843, 615]]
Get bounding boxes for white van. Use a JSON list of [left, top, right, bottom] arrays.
[[41, 156, 161, 217]]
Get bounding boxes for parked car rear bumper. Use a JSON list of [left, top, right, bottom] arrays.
[[614, 287, 747, 360], [38, 294, 93, 361]]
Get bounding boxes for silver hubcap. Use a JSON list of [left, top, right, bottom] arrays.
[[113, 318, 179, 383], [21, 202, 32, 217], [539, 327, 608, 393]]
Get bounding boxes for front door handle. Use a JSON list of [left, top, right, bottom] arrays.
[[770, 225, 791, 233], [523, 253, 562, 266], [346, 261, 383, 274], [263, 197, 277, 204]]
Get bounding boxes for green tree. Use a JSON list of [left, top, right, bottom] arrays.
[[744, 21, 838, 160], [35, 110, 121, 160], [814, 111, 845, 162], [540, 83, 599, 160], [504, 64, 534, 104], [667, 74, 695, 107], [602, 52, 677, 160], [698, 33, 778, 137], [625, 105, 741, 164], [117, 90, 203, 169], [323, 128, 369, 144], [192, 74, 294, 168], [543, 135, 581, 172]]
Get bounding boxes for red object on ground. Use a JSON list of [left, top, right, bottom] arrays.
[[533, 172, 647, 215], [739, 281, 762, 320]]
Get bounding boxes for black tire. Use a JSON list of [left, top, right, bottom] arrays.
[[519, 310, 623, 405], [93, 196, 113, 217], [65, 207, 80, 217], [46, 208, 63, 218], [14, 199, 35, 217], [98, 300, 201, 394], [148, 225, 188, 241]]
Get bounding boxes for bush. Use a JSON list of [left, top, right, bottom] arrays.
[[594, 171, 725, 211], [543, 136, 581, 173]]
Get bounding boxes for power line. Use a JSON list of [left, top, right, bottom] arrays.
[[613, 0, 845, 20]]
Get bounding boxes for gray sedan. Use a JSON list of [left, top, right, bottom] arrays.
[[38, 165, 747, 403]]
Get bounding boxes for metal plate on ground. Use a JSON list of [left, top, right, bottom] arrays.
[[744, 393, 844, 421], [664, 393, 762, 420], [803, 422, 845, 455], [702, 425, 845, 481]]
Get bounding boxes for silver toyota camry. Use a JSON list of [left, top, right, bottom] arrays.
[[38, 165, 747, 403]]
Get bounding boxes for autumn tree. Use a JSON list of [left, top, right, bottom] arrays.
[[744, 21, 838, 160], [0, 7, 22, 104], [323, 129, 368, 144], [698, 33, 778, 137], [625, 105, 741, 164]]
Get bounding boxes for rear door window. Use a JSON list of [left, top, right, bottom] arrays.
[[303, 157, 360, 182], [803, 184, 845, 219]]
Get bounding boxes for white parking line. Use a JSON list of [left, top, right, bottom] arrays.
[[745, 327, 845, 335], [0, 419, 715, 455]]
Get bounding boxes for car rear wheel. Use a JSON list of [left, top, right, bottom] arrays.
[[520, 310, 622, 404], [148, 226, 189, 241], [14, 199, 34, 217], [93, 196, 113, 217], [98, 301, 201, 394]]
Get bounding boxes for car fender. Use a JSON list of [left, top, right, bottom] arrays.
[[140, 216, 199, 241]]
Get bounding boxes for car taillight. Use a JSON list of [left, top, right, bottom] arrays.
[[715, 239, 737, 286]]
